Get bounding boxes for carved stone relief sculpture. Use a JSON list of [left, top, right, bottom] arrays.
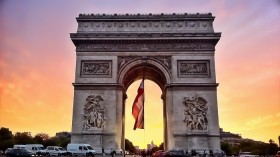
[[118, 56, 171, 75], [151, 56, 171, 72], [83, 94, 106, 131], [178, 60, 210, 77], [183, 95, 208, 131], [81, 60, 112, 77]]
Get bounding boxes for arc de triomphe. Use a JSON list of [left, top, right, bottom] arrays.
[[70, 13, 221, 152]]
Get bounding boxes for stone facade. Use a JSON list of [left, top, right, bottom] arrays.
[[70, 13, 221, 152]]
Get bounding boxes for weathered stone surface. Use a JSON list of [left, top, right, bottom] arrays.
[[76, 13, 215, 33], [70, 13, 221, 152]]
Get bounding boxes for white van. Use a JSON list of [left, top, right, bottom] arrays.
[[25, 144, 46, 155], [67, 144, 95, 156], [13, 145, 26, 149], [46, 146, 67, 156]]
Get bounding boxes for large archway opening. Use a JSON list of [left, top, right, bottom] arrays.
[[125, 80, 163, 149], [119, 61, 170, 150]]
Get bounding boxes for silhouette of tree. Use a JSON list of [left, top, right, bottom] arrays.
[[125, 138, 136, 153], [267, 140, 278, 155], [0, 128, 14, 151], [151, 142, 164, 153], [221, 141, 231, 155], [269, 139, 275, 144], [56, 136, 70, 148], [159, 143, 164, 151], [14, 132, 33, 144], [221, 140, 280, 156], [0, 127, 13, 141], [43, 137, 60, 146], [33, 133, 50, 144], [278, 136, 280, 146]]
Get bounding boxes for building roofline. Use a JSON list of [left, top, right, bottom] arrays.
[[77, 13, 214, 20]]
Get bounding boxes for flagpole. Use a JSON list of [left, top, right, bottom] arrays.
[[143, 76, 146, 149]]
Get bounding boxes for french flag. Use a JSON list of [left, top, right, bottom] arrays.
[[132, 79, 145, 130]]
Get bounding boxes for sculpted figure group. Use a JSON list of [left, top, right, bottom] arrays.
[[183, 95, 208, 131], [83, 94, 106, 131]]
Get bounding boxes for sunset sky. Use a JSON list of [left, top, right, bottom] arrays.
[[0, 0, 279, 148]]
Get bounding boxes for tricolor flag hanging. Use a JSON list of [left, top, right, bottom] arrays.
[[132, 79, 145, 130]]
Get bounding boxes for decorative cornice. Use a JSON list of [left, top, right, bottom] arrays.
[[168, 83, 219, 87], [73, 83, 124, 90], [72, 39, 218, 52], [164, 85, 218, 92], [77, 13, 214, 19], [71, 13, 221, 52], [70, 32, 221, 39], [75, 13, 218, 33]]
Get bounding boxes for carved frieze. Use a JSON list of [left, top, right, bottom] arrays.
[[178, 60, 210, 78], [152, 56, 171, 71], [118, 56, 171, 74], [183, 95, 208, 131], [78, 20, 212, 31], [77, 42, 215, 52], [77, 15, 214, 33], [118, 56, 141, 70], [83, 94, 106, 131], [81, 60, 112, 77]]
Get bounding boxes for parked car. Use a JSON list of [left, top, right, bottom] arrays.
[[5, 148, 13, 154], [13, 145, 26, 149], [46, 146, 67, 156], [25, 144, 46, 155], [66, 143, 95, 156], [6, 149, 36, 157], [276, 151, 280, 157], [239, 152, 259, 157]]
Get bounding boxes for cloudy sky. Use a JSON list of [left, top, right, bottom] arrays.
[[0, 0, 279, 148]]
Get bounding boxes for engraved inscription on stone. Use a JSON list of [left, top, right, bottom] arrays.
[[183, 95, 208, 131], [178, 60, 210, 77], [81, 60, 112, 77], [83, 94, 106, 131]]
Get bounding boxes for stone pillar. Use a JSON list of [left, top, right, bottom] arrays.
[[121, 94, 127, 150], [166, 54, 221, 152], [71, 85, 124, 150], [165, 88, 174, 150], [70, 54, 124, 150], [161, 92, 168, 151]]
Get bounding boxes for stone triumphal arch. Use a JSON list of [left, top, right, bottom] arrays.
[[70, 13, 221, 152]]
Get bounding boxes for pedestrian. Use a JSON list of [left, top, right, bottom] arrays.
[[210, 150, 214, 157], [111, 148, 116, 157], [102, 148, 105, 157]]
